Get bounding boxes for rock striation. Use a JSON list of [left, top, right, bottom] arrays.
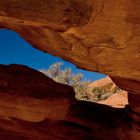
[[0, 64, 139, 140], [0, 0, 139, 107], [0, 0, 140, 139], [0, 0, 139, 81]]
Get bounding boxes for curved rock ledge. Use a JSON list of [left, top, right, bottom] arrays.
[[0, 64, 139, 140], [0, 0, 139, 81], [0, 65, 140, 140], [0, 0, 140, 139]]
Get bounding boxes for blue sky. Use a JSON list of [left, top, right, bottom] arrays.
[[0, 29, 106, 81]]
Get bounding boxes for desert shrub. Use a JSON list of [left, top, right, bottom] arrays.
[[40, 62, 122, 102], [100, 93, 112, 100], [40, 62, 91, 100], [90, 83, 122, 101]]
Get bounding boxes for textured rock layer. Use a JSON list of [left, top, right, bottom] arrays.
[[0, 0, 140, 139], [0, 0, 139, 81], [0, 0, 139, 104], [0, 64, 75, 122], [87, 76, 128, 108], [99, 91, 128, 108], [0, 64, 139, 140]]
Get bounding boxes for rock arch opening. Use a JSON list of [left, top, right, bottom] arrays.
[[0, 29, 128, 106], [0, 29, 124, 101], [0, 29, 106, 81], [0, 0, 140, 139]]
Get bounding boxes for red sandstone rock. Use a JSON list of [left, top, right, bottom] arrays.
[[0, 0, 140, 139], [87, 76, 128, 108], [88, 76, 115, 87], [0, 0, 139, 113], [0, 64, 138, 140], [99, 91, 128, 108], [0, 64, 75, 122], [0, 0, 139, 82]]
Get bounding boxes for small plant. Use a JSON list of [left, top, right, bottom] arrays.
[[40, 62, 91, 100], [40, 62, 122, 102]]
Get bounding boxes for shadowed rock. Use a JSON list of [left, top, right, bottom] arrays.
[[0, 0, 139, 81], [0, 0, 140, 139], [0, 64, 139, 140], [0, 0, 139, 114]]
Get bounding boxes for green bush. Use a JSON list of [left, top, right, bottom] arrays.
[[40, 62, 122, 102], [40, 62, 90, 100]]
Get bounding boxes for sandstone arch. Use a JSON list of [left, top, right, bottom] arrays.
[[0, 0, 140, 139]]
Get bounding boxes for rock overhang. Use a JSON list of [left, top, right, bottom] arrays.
[[0, 0, 140, 122]]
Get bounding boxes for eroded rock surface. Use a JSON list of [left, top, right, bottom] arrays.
[[85, 76, 128, 107], [0, 64, 138, 140], [0, 0, 139, 81], [0, 0, 139, 105], [0, 64, 75, 122], [87, 76, 128, 108], [0, 0, 140, 139], [99, 91, 128, 108]]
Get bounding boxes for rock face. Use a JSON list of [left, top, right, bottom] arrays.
[[0, 64, 75, 122], [0, 0, 139, 111], [0, 64, 139, 140], [0, 0, 139, 81], [87, 76, 128, 108], [87, 76, 117, 94], [88, 76, 116, 88], [0, 0, 140, 139], [99, 91, 128, 108], [111, 77, 140, 115]]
